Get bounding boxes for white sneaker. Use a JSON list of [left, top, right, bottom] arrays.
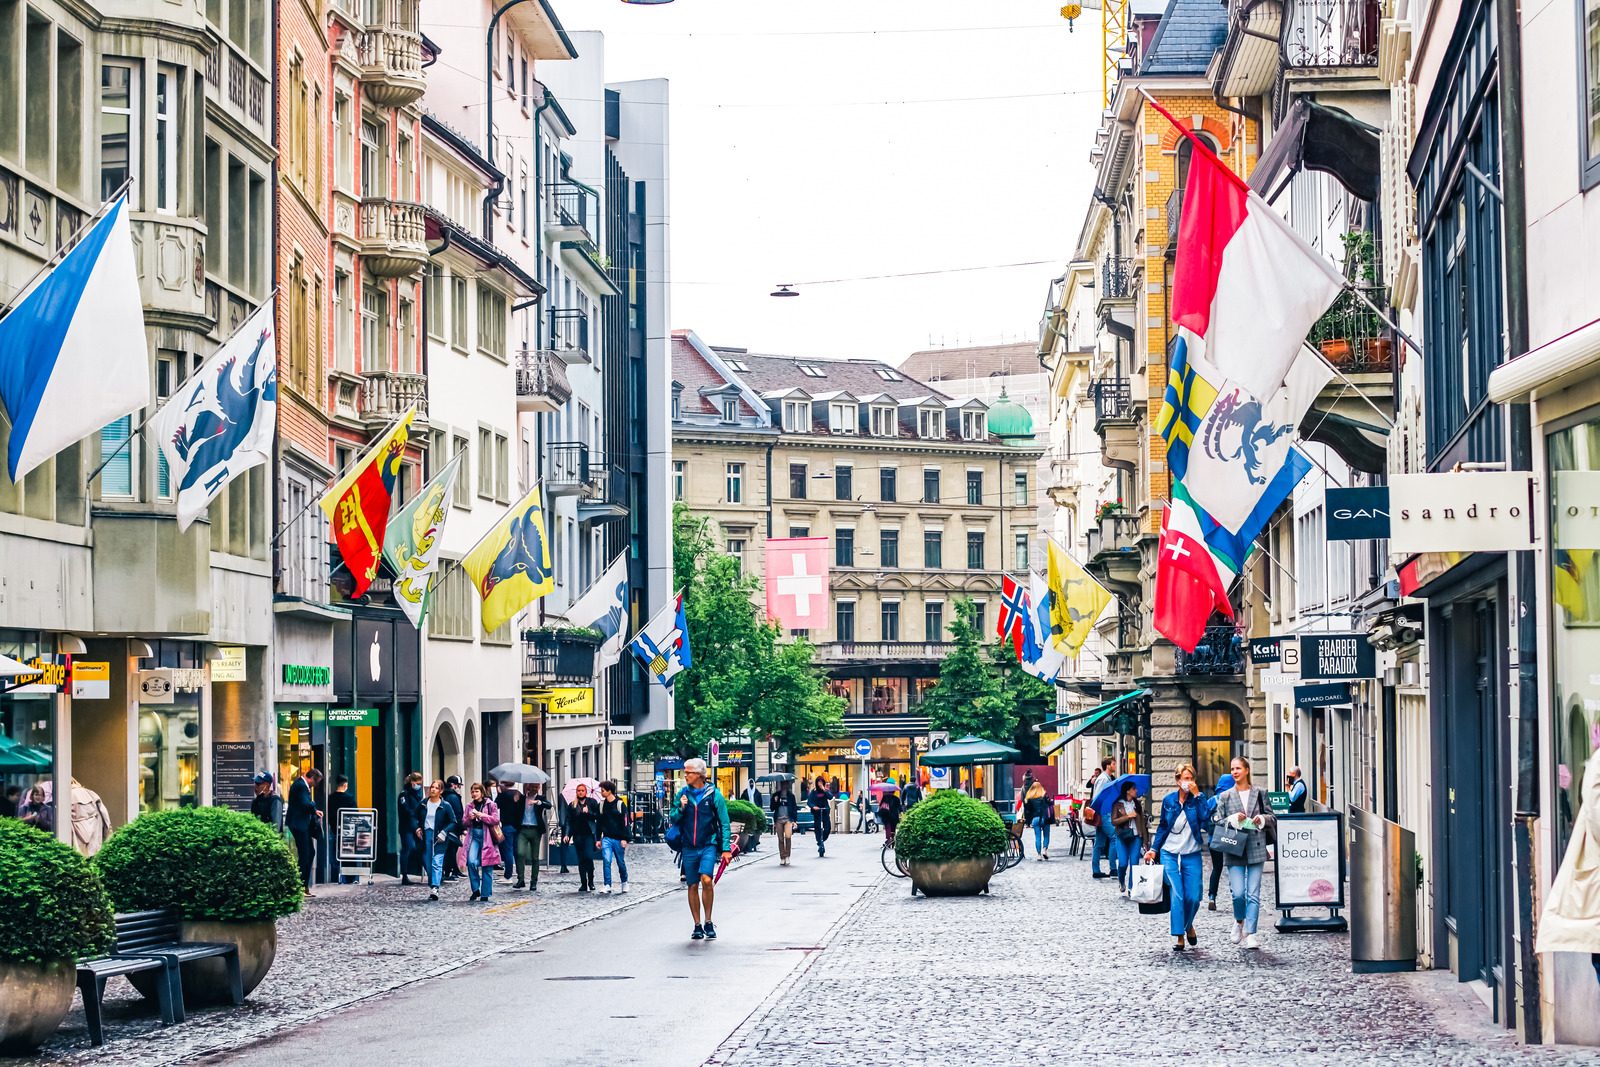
[[603, 887, 613, 894], [1244, 934, 1260, 950], [1232, 923, 1242, 944]]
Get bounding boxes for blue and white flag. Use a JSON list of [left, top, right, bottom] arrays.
[[1022, 572, 1066, 683], [0, 195, 149, 481], [152, 299, 278, 530], [629, 591, 691, 687], [568, 554, 630, 671]]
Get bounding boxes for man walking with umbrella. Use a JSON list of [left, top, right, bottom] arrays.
[[489, 762, 551, 890], [674, 757, 731, 940]]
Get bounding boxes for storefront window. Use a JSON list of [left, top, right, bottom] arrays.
[[1194, 705, 1242, 792], [0, 631, 54, 800], [138, 641, 204, 812], [867, 677, 904, 714], [1548, 417, 1600, 859], [826, 678, 858, 714], [796, 736, 912, 795]]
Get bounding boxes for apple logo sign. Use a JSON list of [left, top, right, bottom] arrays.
[[369, 633, 382, 683]]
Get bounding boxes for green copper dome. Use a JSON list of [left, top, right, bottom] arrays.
[[986, 389, 1034, 442]]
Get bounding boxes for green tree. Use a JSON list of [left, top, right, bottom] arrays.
[[634, 505, 843, 761], [989, 639, 1056, 761], [924, 599, 1012, 741]]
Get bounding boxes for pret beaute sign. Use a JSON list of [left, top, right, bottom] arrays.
[[1274, 813, 1345, 908], [1387, 472, 1534, 555]]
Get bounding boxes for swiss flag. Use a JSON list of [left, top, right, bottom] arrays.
[[764, 537, 831, 631], [1153, 502, 1234, 653]]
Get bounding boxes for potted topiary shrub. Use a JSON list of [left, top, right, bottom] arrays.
[[892, 790, 1010, 897], [94, 807, 301, 1006], [725, 798, 767, 853], [0, 821, 115, 1052]]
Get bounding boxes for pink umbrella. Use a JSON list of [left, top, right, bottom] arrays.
[[869, 781, 900, 795], [561, 777, 602, 805]]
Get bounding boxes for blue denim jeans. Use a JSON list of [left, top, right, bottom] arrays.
[[423, 835, 445, 888], [1031, 817, 1052, 854], [1228, 861, 1264, 934], [602, 837, 629, 887], [1091, 823, 1118, 875], [1116, 835, 1142, 889], [468, 862, 493, 898], [1161, 850, 1204, 938]]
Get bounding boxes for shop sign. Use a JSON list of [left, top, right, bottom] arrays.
[[1325, 486, 1391, 541], [1387, 472, 1534, 555], [277, 709, 325, 729], [282, 663, 331, 687], [1268, 791, 1292, 813], [1299, 634, 1376, 680], [213, 740, 257, 812], [67, 661, 110, 699], [8, 656, 67, 694], [1552, 472, 1600, 546], [770, 750, 790, 765], [336, 808, 379, 866], [1248, 637, 1282, 663], [929, 731, 951, 750], [543, 687, 594, 716], [716, 744, 754, 768], [607, 724, 635, 741], [211, 646, 247, 682], [655, 757, 685, 771], [327, 707, 379, 728], [138, 668, 205, 703], [1294, 682, 1353, 708], [1274, 813, 1345, 908]]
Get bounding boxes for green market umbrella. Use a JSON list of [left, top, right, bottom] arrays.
[[0, 734, 51, 773], [918, 736, 1022, 767]]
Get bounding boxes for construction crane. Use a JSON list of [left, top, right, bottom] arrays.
[[1059, 0, 1129, 108]]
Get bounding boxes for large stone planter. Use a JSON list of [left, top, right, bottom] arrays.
[[905, 856, 996, 897], [130, 920, 277, 1006], [0, 959, 74, 1053]]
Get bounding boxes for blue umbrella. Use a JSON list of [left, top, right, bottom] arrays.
[[1092, 773, 1152, 821]]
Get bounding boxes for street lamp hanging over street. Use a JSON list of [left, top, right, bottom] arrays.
[[770, 284, 799, 298]]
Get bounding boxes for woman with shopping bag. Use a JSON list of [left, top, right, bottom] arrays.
[[1144, 764, 1215, 951], [1535, 749, 1600, 985], [1211, 756, 1274, 950]]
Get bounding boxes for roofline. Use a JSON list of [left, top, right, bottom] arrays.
[[680, 330, 774, 427], [534, 0, 578, 59], [421, 112, 503, 183], [425, 209, 542, 298], [540, 85, 579, 138]]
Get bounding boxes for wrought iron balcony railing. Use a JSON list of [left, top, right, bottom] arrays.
[[1092, 377, 1134, 426], [1308, 283, 1394, 372], [515, 346, 572, 410], [546, 307, 590, 363], [1175, 624, 1247, 675], [1166, 188, 1183, 249], [1284, 0, 1380, 69], [1101, 256, 1134, 300]]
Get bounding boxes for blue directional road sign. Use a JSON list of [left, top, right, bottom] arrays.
[[854, 738, 873, 758]]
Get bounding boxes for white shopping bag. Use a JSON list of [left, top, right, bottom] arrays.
[[1130, 862, 1166, 905]]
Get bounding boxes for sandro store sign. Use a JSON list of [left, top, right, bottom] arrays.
[[1387, 472, 1535, 556]]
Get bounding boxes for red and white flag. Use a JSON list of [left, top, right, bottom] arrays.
[[1153, 501, 1235, 654], [1168, 123, 1344, 401], [765, 537, 830, 631]]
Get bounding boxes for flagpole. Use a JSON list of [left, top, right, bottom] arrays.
[[1343, 283, 1423, 358], [0, 179, 133, 321], [268, 401, 412, 546], [86, 286, 280, 489]]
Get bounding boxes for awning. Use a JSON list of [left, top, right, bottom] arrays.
[[1299, 408, 1389, 473], [1042, 688, 1151, 756], [1487, 316, 1600, 403], [918, 735, 1022, 767], [0, 735, 52, 772], [1251, 99, 1381, 204]]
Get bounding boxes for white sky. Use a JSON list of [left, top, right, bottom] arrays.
[[562, 0, 1104, 363]]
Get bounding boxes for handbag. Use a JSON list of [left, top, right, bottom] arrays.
[[1131, 862, 1168, 912], [491, 824, 505, 845], [1211, 819, 1249, 857]]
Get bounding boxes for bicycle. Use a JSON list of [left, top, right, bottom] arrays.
[[880, 838, 910, 878], [994, 835, 1024, 874]]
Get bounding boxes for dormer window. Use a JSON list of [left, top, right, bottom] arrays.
[[671, 392, 681, 420], [870, 404, 896, 437], [919, 408, 943, 439], [874, 367, 903, 382], [799, 364, 826, 378], [961, 410, 986, 441], [721, 397, 739, 422], [725, 358, 749, 372], [783, 400, 809, 432], [829, 402, 857, 434]]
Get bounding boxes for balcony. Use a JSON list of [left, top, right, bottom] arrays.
[[357, 27, 426, 108], [546, 308, 590, 365], [522, 628, 602, 686], [515, 347, 572, 413], [811, 642, 952, 666], [358, 198, 428, 277], [1175, 624, 1247, 676], [1284, 0, 1380, 69], [1091, 377, 1140, 471], [544, 181, 596, 245], [361, 371, 428, 425], [1087, 512, 1145, 592], [1166, 188, 1183, 251], [547, 441, 604, 499], [1302, 283, 1394, 472], [578, 461, 629, 526], [1100, 257, 1134, 302]]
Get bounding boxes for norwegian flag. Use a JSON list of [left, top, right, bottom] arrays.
[[998, 574, 1030, 657]]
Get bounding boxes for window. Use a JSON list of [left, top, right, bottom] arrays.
[[1194, 707, 1244, 792], [962, 410, 986, 441], [874, 366, 903, 381], [721, 397, 738, 422], [1295, 507, 1328, 610], [334, 92, 352, 189], [429, 563, 472, 639], [671, 392, 681, 421], [672, 460, 685, 501], [799, 364, 826, 379], [879, 466, 897, 502], [880, 529, 899, 567], [881, 602, 900, 641], [519, 171, 529, 238], [966, 469, 983, 506], [477, 286, 507, 359], [923, 468, 940, 504], [835, 601, 855, 642], [724, 357, 749, 372], [1014, 470, 1028, 506], [834, 464, 852, 501], [99, 417, 135, 499], [925, 601, 944, 641], [782, 400, 808, 432], [396, 130, 413, 200], [154, 352, 179, 499], [359, 116, 384, 197], [361, 285, 388, 370], [451, 276, 469, 350], [870, 404, 895, 436], [1586, 0, 1600, 188], [100, 62, 136, 203], [966, 530, 985, 570], [154, 67, 178, 211], [924, 530, 942, 568], [828, 402, 857, 434], [333, 270, 354, 372], [495, 433, 509, 501], [397, 297, 415, 373], [478, 427, 494, 498], [451, 434, 470, 508], [788, 525, 809, 537], [726, 537, 746, 576], [919, 408, 942, 439], [55, 33, 83, 194], [789, 463, 807, 498], [835, 528, 854, 567], [1015, 532, 1030, 570], [971, 601, 987, 634], [725, 462, 743, 504]]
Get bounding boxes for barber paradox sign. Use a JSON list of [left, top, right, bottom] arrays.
[[1300, 634, 1376, 680]]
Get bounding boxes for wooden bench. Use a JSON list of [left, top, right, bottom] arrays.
[[76, 909, 243, 1046]]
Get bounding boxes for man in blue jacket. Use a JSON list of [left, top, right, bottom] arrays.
[[285, 768, 324, 895], [674, 757, 731, 941]]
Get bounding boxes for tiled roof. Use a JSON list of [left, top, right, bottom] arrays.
[[899, 342, 1038, 384], [1141, 0, 1227, 75], [716, 350, 950, 404], [671, 334, 755, 417]]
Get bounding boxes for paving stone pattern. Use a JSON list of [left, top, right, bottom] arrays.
[[6, 845, 736, 1067], [709, 854, 1600, 1067]]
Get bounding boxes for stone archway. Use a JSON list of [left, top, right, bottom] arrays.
[[431, 718, 459, 783], [462, 717, 478, 787]]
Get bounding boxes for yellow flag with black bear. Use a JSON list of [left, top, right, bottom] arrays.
[[1047, 537, 1112, 656], [462, 484, 555, 634]]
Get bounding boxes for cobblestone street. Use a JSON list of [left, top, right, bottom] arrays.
[[12, 836, 1600, 1066]]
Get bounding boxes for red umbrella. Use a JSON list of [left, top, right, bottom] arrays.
[[713, 836, 741, 883]]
